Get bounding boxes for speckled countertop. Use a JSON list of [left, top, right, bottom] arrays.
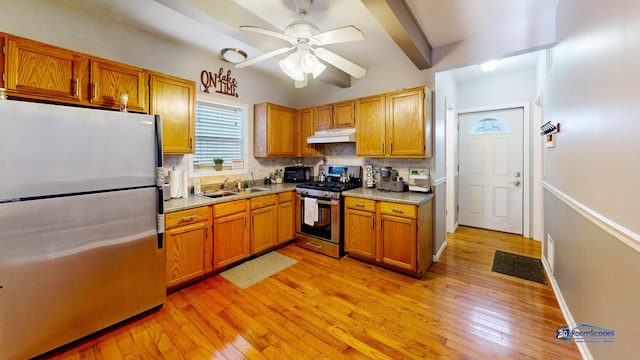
[[164, 183, 298, 213], [342, 187, 433, 205]]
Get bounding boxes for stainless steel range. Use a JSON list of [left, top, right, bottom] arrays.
[[295, 165, 361, 258]]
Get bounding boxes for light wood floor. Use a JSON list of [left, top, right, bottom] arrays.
[[43, 226, 580, 359]]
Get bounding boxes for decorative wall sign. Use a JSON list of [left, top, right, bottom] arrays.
[[200, 68, 239, 98]]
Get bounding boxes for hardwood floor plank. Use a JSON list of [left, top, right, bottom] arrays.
[[42, 226, 580, 359]]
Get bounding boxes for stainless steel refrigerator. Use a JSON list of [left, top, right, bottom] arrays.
[[0, 100, 166, 359]]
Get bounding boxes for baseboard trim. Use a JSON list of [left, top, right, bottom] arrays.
[[433, 240, 447, 262], [543, 182, 640, 253], [541, 258, 592, 360]]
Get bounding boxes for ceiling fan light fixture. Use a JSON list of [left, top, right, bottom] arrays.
[[312, 62, 326, 79], [220, 48, 248, 63]]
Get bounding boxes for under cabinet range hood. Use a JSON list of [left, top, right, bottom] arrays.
[[307, 128, 356, 144]]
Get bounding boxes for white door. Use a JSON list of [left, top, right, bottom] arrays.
[[458, 108, 523, 234]]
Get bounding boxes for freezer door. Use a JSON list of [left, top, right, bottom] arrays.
[[0, 101, 157, 200], [0, 187, 165, 359]]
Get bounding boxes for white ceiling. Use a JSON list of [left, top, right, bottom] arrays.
[[59, 0, 558, 85]]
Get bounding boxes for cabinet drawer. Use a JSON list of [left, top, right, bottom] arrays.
[[278, 191, 294, 203], [345, 197, 376, 212], [213, 199, 247, 218], [379, 201, 416, 219], [251, 194, 277, 210], [165, 206, 210, 229]]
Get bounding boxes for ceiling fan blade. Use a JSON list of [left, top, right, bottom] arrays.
[[240, 26, 297, 43], [235, 46, 295, 68], [309, 25, 365, 46], [313, 47, 366, 79]]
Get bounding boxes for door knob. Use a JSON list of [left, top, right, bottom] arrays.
[[509, 179, 522, 186]]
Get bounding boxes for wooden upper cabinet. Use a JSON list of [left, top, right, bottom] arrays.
[[313, 104, 332, 131], [355, 86, 430, 158], [356, 95, 386, 157], [386, 87, 426, 157], [332, 100, 355, 128], [314, 101, 355, 131], [254, 102, 296, 157], [89, 59, 147, 113], [297, 107, 322, 157], [4, 35, 83, 103], [149, 72, 196, 154]]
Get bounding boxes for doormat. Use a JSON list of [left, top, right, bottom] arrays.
[[219, 251, 297, 289], [492, 250, 548, 285]]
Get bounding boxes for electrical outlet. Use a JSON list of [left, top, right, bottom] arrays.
[[546, 234, 555, 275]]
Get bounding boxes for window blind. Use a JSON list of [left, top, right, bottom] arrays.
[[193, 100, 244, 170]]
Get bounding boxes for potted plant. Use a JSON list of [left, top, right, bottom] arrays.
[[213, 158, 224, 171]]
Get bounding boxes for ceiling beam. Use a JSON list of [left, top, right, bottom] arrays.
[[362, 0, 432, 69]]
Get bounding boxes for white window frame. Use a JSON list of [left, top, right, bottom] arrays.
[[188, 93, 250, 179]]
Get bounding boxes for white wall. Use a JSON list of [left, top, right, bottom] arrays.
[[457, 70, 537, 109], [540, 0, 640, 358], [544, 0, 640, 235]]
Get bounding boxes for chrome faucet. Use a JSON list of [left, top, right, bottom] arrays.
[[250, 172, 256, 187], [222, 178, 230, 189]]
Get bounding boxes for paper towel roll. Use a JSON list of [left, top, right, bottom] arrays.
[[181, 171, 189, 198], [169, 169, 181, 198]]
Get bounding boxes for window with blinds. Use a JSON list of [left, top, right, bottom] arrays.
[[193, 99, 245, 172]]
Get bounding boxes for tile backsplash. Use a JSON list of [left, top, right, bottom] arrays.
[[164, 142, 433, 192]]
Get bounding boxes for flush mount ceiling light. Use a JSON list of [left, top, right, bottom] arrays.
[[480, 60, 499, 72], [220, 48, 248, 64]]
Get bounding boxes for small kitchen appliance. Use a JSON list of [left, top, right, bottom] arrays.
[[364, 164, 375, 188], [377, 167, 406, 192], [284, 166, 312, 183], [294, 165, 362, 258], [408, 168, 431, 193]]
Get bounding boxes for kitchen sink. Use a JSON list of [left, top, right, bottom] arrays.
[[199, 190, 241, 198], [199, 187, 270, 198], [239, 187, 270, 193]]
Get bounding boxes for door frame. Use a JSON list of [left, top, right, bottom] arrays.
[[453, 102, 531, 238], [445, 98, 459, 233]]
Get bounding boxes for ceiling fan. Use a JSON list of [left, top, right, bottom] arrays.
[[235, 0, 366, 88]]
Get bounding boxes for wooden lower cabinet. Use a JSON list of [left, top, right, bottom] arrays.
[[278, 191, 295, 243], [164, 206, 212, 288], [251, 195, 278, 254], [344, 196, 433, 278], [344, 198, 377, 260], [213, 199, 251, 269], [379, 214, 417, 272]]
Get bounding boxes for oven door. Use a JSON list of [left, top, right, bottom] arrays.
[[295, 194, 340, 243]]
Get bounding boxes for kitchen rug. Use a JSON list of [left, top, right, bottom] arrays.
[[492, 250, 548, 285], [219, 251, 297, 289]]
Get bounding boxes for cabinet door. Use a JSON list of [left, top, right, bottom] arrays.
[[278, 200, 295, 243], [5, 36, 82, 102], [150, 72, 196, 154], [251, 205, 278, 254], [266, 104, 296, 156], [332, 100, 355, 128], [213, 212, 250, 269], [297, 107, 322, 157], [314, 104, 332, 131], [386, 88, 425, 157], [165, 221, 208, 287], [89, 59, 147, 113], [378, 214, 417, 272], [356, 95, 386, 157], [344, 208, 376, 260]]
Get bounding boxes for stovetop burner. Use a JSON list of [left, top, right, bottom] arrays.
[[297, 181, 360, 192]]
